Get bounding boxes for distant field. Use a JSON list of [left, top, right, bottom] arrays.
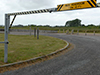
[[1, 26, 100, 33], [0, 34, 67, 65], [11, 26, 100, 33]]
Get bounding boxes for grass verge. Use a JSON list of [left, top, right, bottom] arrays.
[[0, 33, 67, 65]]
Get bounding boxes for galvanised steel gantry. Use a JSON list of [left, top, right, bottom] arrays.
[[0, 0, 100, 63]]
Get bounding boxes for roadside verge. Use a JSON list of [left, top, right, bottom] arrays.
[[0, 40, 70, 73]]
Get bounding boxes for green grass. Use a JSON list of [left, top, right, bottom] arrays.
[[1, 26, 100, 33], [0, 27, 4, 29], [0, 34, 67, 65]]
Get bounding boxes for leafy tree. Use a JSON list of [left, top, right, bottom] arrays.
[[44, 25, 50, 27], [30, 24, 37, 27], [81, 24, 85, 27], [65, 19, 81, 27], [14, 24, 23, 27]]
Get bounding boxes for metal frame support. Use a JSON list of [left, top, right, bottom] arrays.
[[9, 15, 16, 29], [0, 42, 5, 44], [4, 14, 10, 63], [0, 42, 9, 44]]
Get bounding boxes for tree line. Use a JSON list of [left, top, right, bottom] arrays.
[[0, 18, 100, 28], [65, 18, 100, 27]]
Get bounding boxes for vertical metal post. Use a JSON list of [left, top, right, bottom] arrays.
[[34, 28, 36, 37], [8, 15, 10, 33], [37, 28, 39, 39], [77, 30, 79, 35], [4, 14, 10, 63]]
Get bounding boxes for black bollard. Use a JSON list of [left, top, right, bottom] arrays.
[[37, 28, 39, 39], [34, 28, 36, 37]]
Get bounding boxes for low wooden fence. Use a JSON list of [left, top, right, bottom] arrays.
[[0, 29, 58, 33]]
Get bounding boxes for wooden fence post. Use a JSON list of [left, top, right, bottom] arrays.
[[85, 30, 87, 36], [66, 30, 69, 34], [94, 31, 95, 36], [34, 28, 36, 37], [77, 30, 79, 35], [37, 28, 39, 39], [71, 29, 74, 35]]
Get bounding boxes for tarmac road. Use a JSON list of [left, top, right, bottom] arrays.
[[1, 33, 100, 75]]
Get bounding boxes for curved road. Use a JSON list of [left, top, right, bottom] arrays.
[[1, 33, 100, 75]]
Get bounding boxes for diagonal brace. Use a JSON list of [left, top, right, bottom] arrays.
[[9, 15, 16, 29]]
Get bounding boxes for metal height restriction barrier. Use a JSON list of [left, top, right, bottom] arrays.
[[2, 0, 100, 63], [3, 8, 56, 63]]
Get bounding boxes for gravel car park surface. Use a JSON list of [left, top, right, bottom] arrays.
[[1, 33, 100, 75]]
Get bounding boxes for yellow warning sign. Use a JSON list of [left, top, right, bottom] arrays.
[[57, 0, 97, 11]]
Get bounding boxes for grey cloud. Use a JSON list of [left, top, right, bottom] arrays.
[[1, 0, 100, 26], [19, 0, 55, 10]]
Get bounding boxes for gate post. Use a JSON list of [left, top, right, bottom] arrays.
[[4, 14, 10, 63]]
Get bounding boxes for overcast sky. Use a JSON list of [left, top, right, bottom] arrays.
[[0, 0, 100, 26]]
